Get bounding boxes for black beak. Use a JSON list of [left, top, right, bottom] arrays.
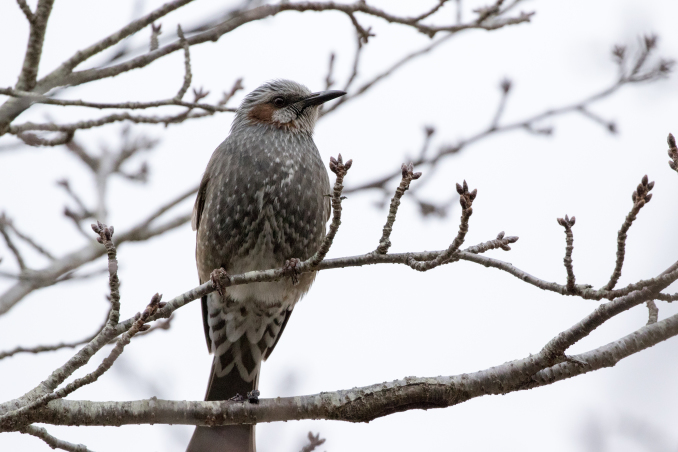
[[299, 90, 346, 108]]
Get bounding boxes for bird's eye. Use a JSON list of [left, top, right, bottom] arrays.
[[272, 97, 285, 107]]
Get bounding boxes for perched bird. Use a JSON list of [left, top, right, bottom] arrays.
[[186, 80, 345, 452]]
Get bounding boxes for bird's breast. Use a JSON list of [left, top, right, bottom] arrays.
[[196, 128, 330, 304]]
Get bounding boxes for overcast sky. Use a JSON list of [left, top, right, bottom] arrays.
[[1, 1, 678, 451]]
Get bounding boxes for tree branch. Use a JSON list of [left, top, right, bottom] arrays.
[[557, 214, 577, 293], [9, 310, 678, 428], [604, 175, 654, 290], [19, 424, 94, 452], [14, 0, 54, 92]]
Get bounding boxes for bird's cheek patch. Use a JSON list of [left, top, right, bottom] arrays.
[[248, 104, 275, 124]]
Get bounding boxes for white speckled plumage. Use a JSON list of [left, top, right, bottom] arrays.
[[187, 80, 343, 452]]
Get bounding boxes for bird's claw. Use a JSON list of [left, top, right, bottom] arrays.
[[228, 393, 246, 402], [283, 258, 301, 285], [210, 267, 231, 296]]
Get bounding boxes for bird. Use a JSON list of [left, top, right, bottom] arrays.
[[186, 80, 346, 452]]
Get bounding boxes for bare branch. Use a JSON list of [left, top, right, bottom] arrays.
[[15, 0, 35, 23], [8, 109, 228, 136], [322, 32, 455, 117], [0, 294, 161, 431], [173, 25, 191, 102], [0, 304, 108, 361], [60, 2, 532, 88], [0, 213, 26, 270], [557, 214, 577, 293], [63, 138, 98, 171], [0, 213, 55, 261], [656, 292, 678, 302], [411, 0, 449, 23], [51, 0, 198, 77], [343, 37, 673, 196], [490, 78, 512, 130], [0, 185, 194, 315], [646, 300, 658, 325], [375, 163, 421, 254], [303, 154, 352, 269], [0, 87, 237, 113], [342, 32, 365, 93], [91, 222, 121, 327], [150, 23, 162, 52], [407, 181, 476, 271], [604, 175, 654, 290], [324, 52, 335, 90], [19, 424, 94, 452], [57, 179, 93, 219], [14, 0, 55, 92], [539, 274, 676, 363], [9, 310, 678, 428], [15, 131, 74, 147]]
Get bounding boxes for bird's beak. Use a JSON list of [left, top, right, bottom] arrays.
[[299, 90, 346, 108]]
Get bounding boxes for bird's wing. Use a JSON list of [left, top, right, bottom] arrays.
[[263, 307, 293, 360], [191, 173, 210, 232]]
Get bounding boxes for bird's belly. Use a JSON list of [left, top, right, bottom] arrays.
[[223, 218, 317, 306]]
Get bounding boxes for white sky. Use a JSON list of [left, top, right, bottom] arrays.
[[1, 1, 678, 451]]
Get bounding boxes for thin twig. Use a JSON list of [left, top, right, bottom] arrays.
[[173, 25, 191, 101], [557, 214, 577, 293], [0, 214, 26, 270], [646, 300, 658, 325], [91, 222, 121, 326], [2, 215, 56, 261], [604, 175, 654, 290], [0, 294, 162, 431], [20, 424, 94, 452], [407, 180, 476, 271], [324, 52, 335, 90], [150, 23, 161, 52], [14, 0, 55, 92], [15, 131, 73, 147], [342, 32, 364, 93], [16, 0, 35, 23], [375, 163, 421, 254], [303, 154, 352, 269], [342, 37, 673, 195], [323, 32, 456, 117], [0, 87, 237, 113], [490, 78, 512, 130], [56, 179, 89, 212], [0, 309, 108, 361], [656, 293, 678, 302]]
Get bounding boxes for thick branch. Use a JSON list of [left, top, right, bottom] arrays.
[[12, 311, 678, 428]]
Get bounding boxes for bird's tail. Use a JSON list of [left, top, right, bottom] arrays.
[[186, 357, 258, 452]]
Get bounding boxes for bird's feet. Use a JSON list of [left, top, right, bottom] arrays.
[[283, 258, 301, 285], [228, 393, 246, 402], [210, 267, 231, 296], [247, 389, 260, 404], [227, 390, 260, 404]]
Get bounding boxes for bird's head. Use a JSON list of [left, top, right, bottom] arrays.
[[233, 80, 346, 134]]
